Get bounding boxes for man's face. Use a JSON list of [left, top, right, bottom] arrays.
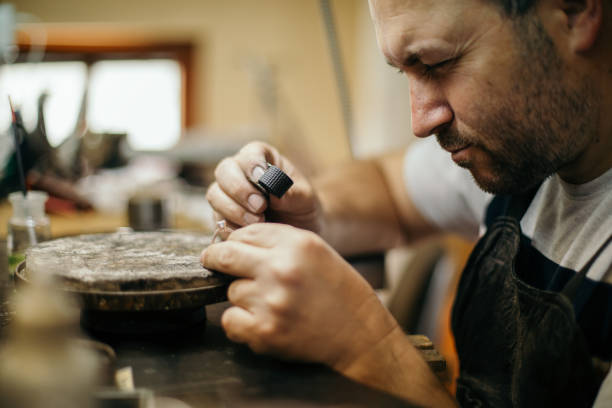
[[370, 0, 598, 194]]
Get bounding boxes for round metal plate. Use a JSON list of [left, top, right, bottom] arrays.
[[16, 261, 230, 312]]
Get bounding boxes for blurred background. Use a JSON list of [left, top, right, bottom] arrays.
[[0, 0, 416, 228], [0, 1, 470, 390], [0, 0, 413, 170]]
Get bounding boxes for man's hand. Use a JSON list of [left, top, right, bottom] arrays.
[[199, 223, 400, 370], [200, 223, 455, 406], [206, 142, 321, 238]]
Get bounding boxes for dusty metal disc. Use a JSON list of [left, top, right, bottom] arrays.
[[18, 231, 231, 312]]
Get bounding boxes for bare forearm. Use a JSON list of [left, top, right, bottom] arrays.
[[314, 159, 403, 255], [313, 151, 438, 256], [335, 326, 458, 407]]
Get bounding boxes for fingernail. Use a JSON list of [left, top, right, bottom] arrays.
[[243, 212, 263, 225], [252, 165, 265, 180], [247, 193, 266, 212]]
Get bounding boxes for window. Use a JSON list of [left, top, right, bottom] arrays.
[[0, 39, 193, 151], [1, 61, 87, 147], [88, 59, 181, 150]]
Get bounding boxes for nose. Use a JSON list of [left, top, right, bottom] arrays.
[[409, 79, 453, 138]]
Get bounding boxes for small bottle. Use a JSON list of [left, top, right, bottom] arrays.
[[6, 191, 51, 278], [0, 275, 102, 407]]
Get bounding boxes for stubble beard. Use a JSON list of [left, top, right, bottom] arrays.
[[437, 15, 599, 195]]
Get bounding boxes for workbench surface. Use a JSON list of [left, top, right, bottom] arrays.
[[0, 203, 422, 407], [99, 302, 413, 407]]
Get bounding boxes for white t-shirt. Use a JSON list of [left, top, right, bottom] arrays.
[[403, 137, 612, 405], [403, 137, 612, 283]]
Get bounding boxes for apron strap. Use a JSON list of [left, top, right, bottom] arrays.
[[562, 235, 612, 297], [501, 185, 610, 317], [505, 186, 540, 221], [504, 185, 611, 316], [562, 234, 612, 317]]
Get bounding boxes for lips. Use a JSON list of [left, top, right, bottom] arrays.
[[443, 143, 471, 154], [450, 145, 473, 164]]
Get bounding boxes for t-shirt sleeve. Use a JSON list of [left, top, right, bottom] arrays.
[[593, 368, 612, 408], [403, 137, 492, 241]]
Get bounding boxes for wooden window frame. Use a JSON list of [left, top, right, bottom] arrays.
[[16, 32, 196, 129]]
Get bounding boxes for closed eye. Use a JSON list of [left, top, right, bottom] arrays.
[[422, 58, 455, 77], [393, 57, 457, 77]]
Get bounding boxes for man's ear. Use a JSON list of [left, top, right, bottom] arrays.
[[562, 0, 603, 52]]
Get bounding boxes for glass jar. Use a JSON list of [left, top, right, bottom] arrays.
[[6, 191, 51, 278]]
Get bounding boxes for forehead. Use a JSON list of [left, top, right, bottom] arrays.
[[369, 0, 497, 62]]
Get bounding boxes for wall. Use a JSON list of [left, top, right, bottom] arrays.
[[351, 0, 414, 158], [11, 0, 416, 170]]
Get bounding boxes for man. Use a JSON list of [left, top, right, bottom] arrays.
[[201, 0, 612, 406]]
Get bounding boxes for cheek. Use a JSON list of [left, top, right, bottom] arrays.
[[445, 47, 519, 128], [448, 73, 512, 139], [446, 75, 487, 125]]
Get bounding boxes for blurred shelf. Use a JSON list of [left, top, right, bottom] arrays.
[[0, 201, 210, 239]]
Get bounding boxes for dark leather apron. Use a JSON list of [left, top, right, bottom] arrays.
[[451, 191, 611, 407]]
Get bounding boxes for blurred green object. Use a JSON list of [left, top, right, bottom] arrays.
[[6, 191, 51, 278]]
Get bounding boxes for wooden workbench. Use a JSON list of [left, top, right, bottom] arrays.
[[0, 200, 210, 239]]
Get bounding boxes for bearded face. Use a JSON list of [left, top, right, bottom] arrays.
[[436, 16, 598, 194], [371, 0, 601, 195]]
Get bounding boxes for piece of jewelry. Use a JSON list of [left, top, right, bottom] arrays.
[[210, 165, 293, 244], [211, 219, 227, 243]]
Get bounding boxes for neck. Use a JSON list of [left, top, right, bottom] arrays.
[[558, 126, 612, 185], [559, 49, 612, 185]]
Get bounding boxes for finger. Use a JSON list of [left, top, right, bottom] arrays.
[[215, 157, 268, 214], [235, 143, 311, 215], [200, 240, 265, 278], [212, 212, 241, 241], [221, 306, 256, 344], [227, 222, 305, 248], [227, 278, 258, 309], [225, 223, 273, 248], [235, 142, 282, 183], [207, 182, 264, 227]]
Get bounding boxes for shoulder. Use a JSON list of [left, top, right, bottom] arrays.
[[522, 171, 612, 282], [403, 138, 492, 241]]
